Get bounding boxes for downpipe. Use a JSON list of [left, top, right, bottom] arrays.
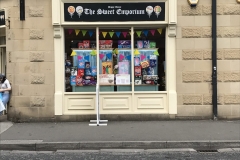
[[212, 0, 217, 120]]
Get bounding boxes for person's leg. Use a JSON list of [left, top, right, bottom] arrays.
[[0, 101, 4, 115], [2, 93, 9, 107], [1, 94, 9, 115]]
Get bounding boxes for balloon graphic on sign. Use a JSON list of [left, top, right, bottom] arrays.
[[68, 6, 75, 18], [154, 6, 161, 18], [76, 6, 83, 18], [146, 6, 153, 18]]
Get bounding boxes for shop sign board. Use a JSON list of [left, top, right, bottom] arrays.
[[64, 3, 165, 22], [0, 11, 5, 26]]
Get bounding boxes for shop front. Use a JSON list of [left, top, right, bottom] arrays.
[[52, 0, 177, 117]]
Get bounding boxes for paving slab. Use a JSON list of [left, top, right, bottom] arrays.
[[1, 121, 240, 142], [0, 120, 239, 151]]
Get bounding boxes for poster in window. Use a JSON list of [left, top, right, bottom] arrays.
[[102, 61, 113, 74], [134, 66, 141, 76], [71, 67, 77, 76], [118, 61, 129, 74], [116, 74, 130, 85], [99, 74, 114, 85]]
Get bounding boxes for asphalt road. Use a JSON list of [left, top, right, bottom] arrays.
[[0, 149, 240, 160]]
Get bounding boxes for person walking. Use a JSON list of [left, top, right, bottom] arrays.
[[0, 74, 11, 115]]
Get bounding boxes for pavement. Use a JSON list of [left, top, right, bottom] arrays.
[[0, 115, 240, 151]]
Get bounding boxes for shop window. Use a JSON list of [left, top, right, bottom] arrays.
[[99, 28, 132, 92], [65, 29, 97, 92], [64, 27, 165, 92], [134, 28, 165, 91]]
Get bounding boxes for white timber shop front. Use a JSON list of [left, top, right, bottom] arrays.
[[52, 0, 177, 118]]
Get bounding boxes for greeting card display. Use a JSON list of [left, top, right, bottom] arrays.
[[102, 61, 113, 74], [99, 74, 114, 85], [82, 76, 97, 86], [83, 40, 90, 48], [78, 59, 85, 69], [65, 59, 71, 66], [85, 68, 91, 76], [85, 62, 90, 69], [76, 76, 83, 86], [77, 69, 84, 77], [134, 66, 141, 76], [116, 74, 130, 85], [99, 40, 113, 49], [134, 48, 160, 87], [70, 76, 76, 86], [150, 42, 156, 48], [137, 41, 143, 48], [134, 57, 140, 66], [91, 66, 97, 76], [149, 59, 157, 67], [118, 61, 130, 74], [150, 55, 157, 60], [143, 40, 150, 48], [71, 67, 77, 76], [140, 61, 149, 68], [84, 76, 97, 85], [72, 49, 98, 90], [118, 40, 131, 48], [90, 41, 96, 48], [143, 80, 155, 85], [142, 68, 148, 75], [134, 76, 142, 85], [147, 67, 155, 75], [78, 42, 84, 48], [143, 75, 159, 80]]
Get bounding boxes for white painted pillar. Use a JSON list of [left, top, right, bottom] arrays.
[[167, 0, 177, 114], [52, 0, 63, 115]]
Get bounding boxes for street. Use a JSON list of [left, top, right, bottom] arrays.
[[1, 149, 240, 160]]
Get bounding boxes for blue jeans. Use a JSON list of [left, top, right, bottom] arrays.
[[2, 93, 10, 107], [0, 93, 9, 115]]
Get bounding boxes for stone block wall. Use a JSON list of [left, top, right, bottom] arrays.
[[3, 0, 54, 122], [177, 0, 240, 119]]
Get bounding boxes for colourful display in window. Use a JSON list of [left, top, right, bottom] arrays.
[[64, 28, 166, 92]]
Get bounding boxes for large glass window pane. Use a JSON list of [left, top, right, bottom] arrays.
[[64, 28, 97, 92], [64, 27, 165, 93], [99, 28, 132, 92], [133, 28, 166, 91]]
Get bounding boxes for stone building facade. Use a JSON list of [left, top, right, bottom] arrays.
[[0, 0, 54, 122], [177, 0, 240, 119], [0, 0, 239, 122]]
